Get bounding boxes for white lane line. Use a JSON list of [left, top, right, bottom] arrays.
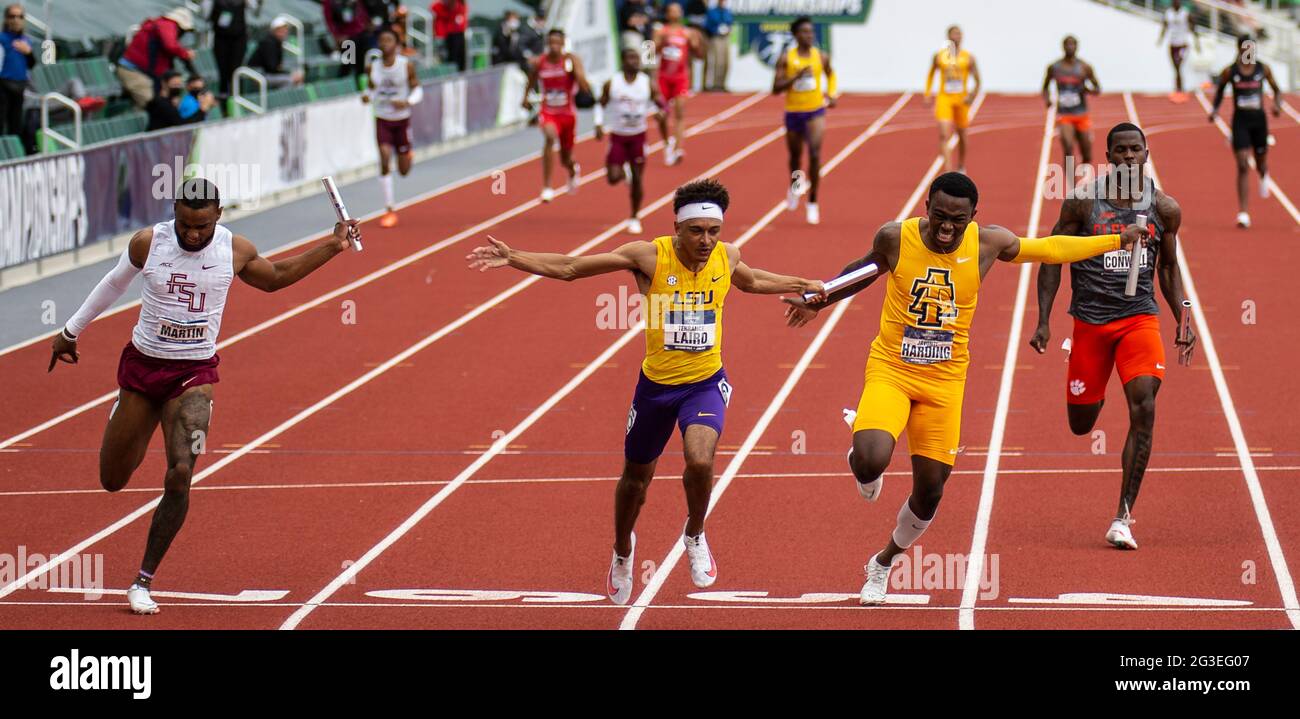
[[620, 92, 979, 630], [280, 93, 917, 631], [0, 108, 794, 602], [1126, 91, 1300, 629], [0, 94, 770, 451], [3, 462, 1295, 497], [1194, 89, 1300, 227], [957, 103, 1056, 630]]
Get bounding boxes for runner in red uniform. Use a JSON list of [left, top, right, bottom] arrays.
[[523, 29, 593, 203], [654, 3, 703, 165]]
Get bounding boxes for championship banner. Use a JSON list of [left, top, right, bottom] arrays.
[[741, 22, 831, 67], [728, 0, 871, 23]]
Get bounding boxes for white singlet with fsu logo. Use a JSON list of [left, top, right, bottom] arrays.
[[132, 220, 235, 360], [608, 71, 652, 136], [370, 55, 412, 121]]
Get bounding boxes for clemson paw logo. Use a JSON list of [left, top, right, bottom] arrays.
[[1069, 379, 1086, 396]]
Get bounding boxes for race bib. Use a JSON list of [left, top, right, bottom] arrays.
[[1101, 247, 1151, 273], [662, 45, 683, 62], [1236, 93, 1262, 110], [943, 77, 964, 95], [157, 317, 207, 345], [793, 73, 817, 92], [663, 310, 716, 352], [900, 326, 954, 365], [544, 89, 569, 107], [1058, 88, 1082, 108]]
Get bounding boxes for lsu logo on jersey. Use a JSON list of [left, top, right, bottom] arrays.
[[907, 268, 958, 329]]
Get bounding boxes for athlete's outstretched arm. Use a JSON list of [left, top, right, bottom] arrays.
[[1028, 198, 1089, 353], [781, 222, 899, 327], [726, 244, 822, 296], [571, 53, 594, 97], [1084, 62, 1101, 94], [1153, 195, 1196, 362], [235, 221, 355, 293], [467, 236, 655, 281], [772, 52, 796, 94], [966, 56, 982, 105], [991, 222, 1142, 264], [1209, 66, 1232, 117], [1264, 63, 1283, 115], [49, 230, 151, 371]]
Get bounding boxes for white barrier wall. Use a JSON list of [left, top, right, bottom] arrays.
[[724, 0, 1288, 93]]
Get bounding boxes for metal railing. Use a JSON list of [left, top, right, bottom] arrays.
[[232, 66, 268, 115], [40, 93, 82, 151], [279, 14, 307, 76], [406, 5, 436, 67]]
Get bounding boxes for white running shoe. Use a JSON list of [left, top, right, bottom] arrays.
[[1236, 211, 1251, 228], [849, 447, 882, 502], [627, 218, 643, 234], [806, 202, 820, 225], [1260, 175, 1271, 199], [859, 552, 895, 605], [1106, 515, 1138, 550], [786, 185, 800, 211], [567, 164, 581, 194], [683, 526, 717, 588], [540, 187, 555, 203], [607, 532, 636, 605], [127, 583, 159, 615]]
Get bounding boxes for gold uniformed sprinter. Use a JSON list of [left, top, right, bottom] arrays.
[[925, 25, 981, 173], [782, 172, 1146, 605], [466, 180, 823, 606], [773, 15, 838, 225]]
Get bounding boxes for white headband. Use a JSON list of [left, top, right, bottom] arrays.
[[675, 202, 725, 223]]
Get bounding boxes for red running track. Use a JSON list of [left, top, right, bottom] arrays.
[[0, 92, 1296, 630]]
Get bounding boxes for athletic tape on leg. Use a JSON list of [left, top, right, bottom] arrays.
[[891, 498, 933, 549]]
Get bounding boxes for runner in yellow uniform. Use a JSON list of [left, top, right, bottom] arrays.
[[925, 26, 981, 173], [781, 172, 1146, 605], [772, 15, 837, 225], [467, 179, 823, 605]]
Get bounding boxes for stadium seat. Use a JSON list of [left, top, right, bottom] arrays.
[[0, 135, 26, 161], [311, 76, 362, 100]]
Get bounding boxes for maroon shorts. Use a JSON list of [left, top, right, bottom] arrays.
[[540, 112, 576, 151], [606, 131, 647, 166], [376, 117, 412, 154], [117, 342, 220, 405]]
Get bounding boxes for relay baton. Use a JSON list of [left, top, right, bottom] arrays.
[[1178, 299, 1194, 366], [322, 176, 363, 252], [803, 262, 880, 303], [1123, 213, 1147, 297]]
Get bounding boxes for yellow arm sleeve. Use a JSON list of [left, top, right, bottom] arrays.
[[826, 71, 838, 99], [1012, 234, 1121, 264], [925, 64, 935, 97]]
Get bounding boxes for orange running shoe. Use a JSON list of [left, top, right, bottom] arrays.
[[380, 211, 399, 228]]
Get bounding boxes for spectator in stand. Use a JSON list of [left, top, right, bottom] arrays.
[[492, 10, 527, 69], [116, 7, 200, 109], [433, 0, 470, 72], [146, 71, 215, 131], [203, 1, 261, 98], [1, 3, 37, 141], [623, 10, 651, 49], [704, 0, 732, 91], [620, 0, 654, 33], [177, 75, 215, 121], [247, 15, 306, 88], [323, 0, 375, 78], [521, 12, 545, 61]]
